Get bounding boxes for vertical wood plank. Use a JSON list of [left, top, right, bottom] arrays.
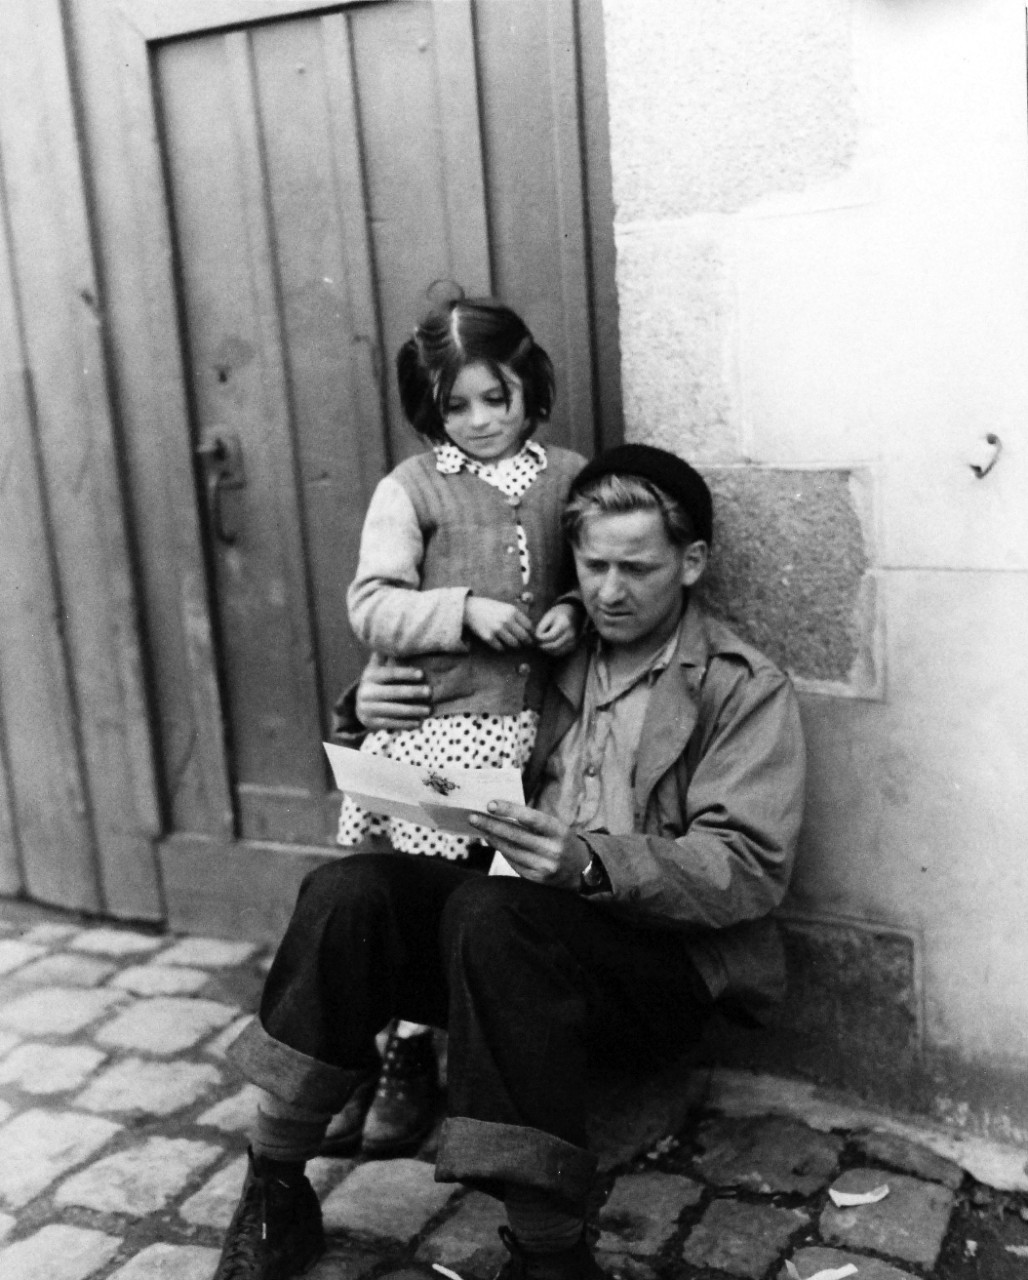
[[573, 0, 623, 449], [0, 0, 167, 915], [431, 0, 492, 294], [109, 4, 236, 840], [0, 105, 99, 909]]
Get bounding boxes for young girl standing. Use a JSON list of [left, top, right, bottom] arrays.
[[330, 292, 585, 1158]]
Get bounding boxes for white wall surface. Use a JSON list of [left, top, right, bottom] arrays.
[[602, 0, 1028, 1133]]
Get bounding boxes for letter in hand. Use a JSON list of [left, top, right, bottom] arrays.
[[469, 800, 589, 890], [534, 602, 579, 656], [355, 657, 432, 732], [463, 596, 535, 650]]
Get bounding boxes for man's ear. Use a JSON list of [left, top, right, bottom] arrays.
[[680, 540, 708, 588]]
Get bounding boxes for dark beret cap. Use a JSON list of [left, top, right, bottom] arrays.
[[569, 443, 713, 545]]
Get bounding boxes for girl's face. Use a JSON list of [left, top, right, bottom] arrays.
[[442, 361, 527, 461]]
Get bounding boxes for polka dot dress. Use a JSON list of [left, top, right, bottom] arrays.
[[337, 441, 548, 860]]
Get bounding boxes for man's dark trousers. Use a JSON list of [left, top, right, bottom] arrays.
[[232, 853, 713, 1205]]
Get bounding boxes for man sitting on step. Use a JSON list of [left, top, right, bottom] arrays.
[[213, 444, 807, 1280]]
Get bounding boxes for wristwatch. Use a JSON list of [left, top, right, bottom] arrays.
[[579, 851, 610, 897]]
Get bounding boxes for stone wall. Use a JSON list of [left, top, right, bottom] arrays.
[[602, 0, 1028, 1142]]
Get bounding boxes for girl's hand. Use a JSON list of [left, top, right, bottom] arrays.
[[355, 660, 432, 731], [463, 597, 535, 650], [469, 801, 590, 890], [534, 603, 579, 656]]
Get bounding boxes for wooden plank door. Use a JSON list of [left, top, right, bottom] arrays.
[[77, 0, 618, 936]]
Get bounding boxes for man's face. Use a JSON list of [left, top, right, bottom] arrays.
[[572, 509, 707, 652]]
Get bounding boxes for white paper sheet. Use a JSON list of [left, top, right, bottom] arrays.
[[324, 742, 525, 838]]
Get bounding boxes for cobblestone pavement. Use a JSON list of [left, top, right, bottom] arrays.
[[1, 904, 1027, 1280]]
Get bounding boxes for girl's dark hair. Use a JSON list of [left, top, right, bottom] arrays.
[[396, 291, 555, 443]]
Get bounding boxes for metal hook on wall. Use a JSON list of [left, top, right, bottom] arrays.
[[967, 433, 1002, 479]]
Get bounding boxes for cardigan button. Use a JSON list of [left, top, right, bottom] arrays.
[[517, 662, 531, 676], [520, 590, 535, 603], [508, 496, 521, 508]]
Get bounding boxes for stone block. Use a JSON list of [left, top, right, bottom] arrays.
[[781, 1246, 917, 1280], [682, 1199, 808, 1279], [12, 953, 116, 988], [417, 1190, 507, 1271], [851, 1129, 963, 1189], [0, 1108, 121, 1207], [197, 1084, 261, 1132], [321, 1158, 457, 1242], [603, 0, 856, 219], [597, 1171, 703, 1256], [701, 468, 873, 690], [56, 1136, 222, 1215], [0, 986, 126, 1036], [109, 1243, 222, 1280], [0, 940, 47, 975], [820, 1168, 954, 1266], [76, 1058, 222, 1116], [180, 1155, 247, 1228], [0, 1030, 19, 1058], [111, 966, 210, 996], [157, 938, 258, 968], [0, 1211, 15, 1240], [694, 1116, 843, 1194], [69, 928, 163, 956], [615, 229, 736, 460], [0, 1224, 121, 1280], [0, 1042, 106, 1093], [96, 997, 238, 1054]]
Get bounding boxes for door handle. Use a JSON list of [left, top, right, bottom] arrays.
[[196, 430, 246, 545]]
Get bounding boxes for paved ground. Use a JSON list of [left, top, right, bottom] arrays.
[[1, 902, 1026, 1280]]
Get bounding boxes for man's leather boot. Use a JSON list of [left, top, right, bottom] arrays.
[[360, 1026, 440, 1158], [212, 1148, 324, 1280], [494, 1226, 607, 1280], [318, 1073, 377, 1158]]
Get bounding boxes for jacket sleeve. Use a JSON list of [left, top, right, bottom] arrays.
[[347, 475, 471, 657], [580, 667, 805, 930]]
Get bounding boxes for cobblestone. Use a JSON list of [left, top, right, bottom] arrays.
[[75, 1057, 222, 1115], [0, 1041, 106, 1093], [156, 937, 258, 968], [0, 940, 47, 975], [0, 986, 125, 1036], [96, 996, 239, 1054], [11, 952, 117, 987], [0, 1108, 121, 1207], [821, 1168, 955, 1266], [56, 1136, 222, 1215], [782, 1246, 918, 1280], [196, 1083, 262, 1131], [694, 1114, 844, 1194], [179, 1154, 247, 1228], [597, 1170, 703, 1255], [321, 1158, 458, 1242], [0, 905, 1001, 1280], [417, 1189, 508, 1270], [108, 1243, 222, 1280], [205, 1013, 252, 1058], [69, 927, 164, 956], [112, 964, 211, 996], [0, 1223, 122, 1280], [852, 1129, 964, 1189], [682, 1199, 808, 1278]]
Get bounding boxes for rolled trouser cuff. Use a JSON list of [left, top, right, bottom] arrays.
[[228, 1017, 372, 1114], [436, 1117, 597, 1206]]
